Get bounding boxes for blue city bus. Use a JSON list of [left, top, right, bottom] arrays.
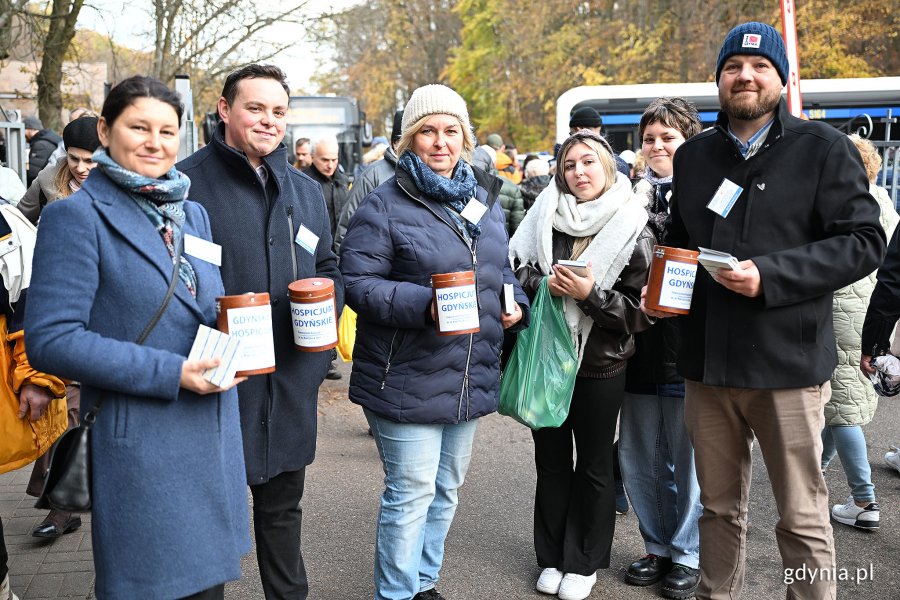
[[557, 77, 900, 203]]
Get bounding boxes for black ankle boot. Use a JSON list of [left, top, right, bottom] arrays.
[[661, 564, 700, 599], [624, 554, 672, 586]]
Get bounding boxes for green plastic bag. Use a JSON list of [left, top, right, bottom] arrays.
[[499, 278, 577, 429]]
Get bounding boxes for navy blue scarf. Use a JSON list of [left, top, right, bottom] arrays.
[[94, 149, 197, 297], [398, 150, 481, 242]]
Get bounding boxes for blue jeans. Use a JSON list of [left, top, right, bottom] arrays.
[[364, 409, 478, 600], [619, 386, 702, 569], [821, 425, 875, 502]]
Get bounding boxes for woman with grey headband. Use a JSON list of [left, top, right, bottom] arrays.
[[509, 129, 654, 600]]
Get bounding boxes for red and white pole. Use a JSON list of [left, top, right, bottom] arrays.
[[780, 0, 803, 117]]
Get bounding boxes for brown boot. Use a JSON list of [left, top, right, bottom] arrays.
[[31, 509, 82, 539]]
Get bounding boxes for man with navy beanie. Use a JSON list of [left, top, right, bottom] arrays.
[[642, 21, 885, 600]]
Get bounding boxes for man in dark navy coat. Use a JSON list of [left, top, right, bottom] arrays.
[[179, 64, 343, 600]]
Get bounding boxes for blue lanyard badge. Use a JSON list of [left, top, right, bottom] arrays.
[[706, 178, 743, 219]]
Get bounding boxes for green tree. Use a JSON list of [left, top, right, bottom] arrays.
[[312, 0, 461, 138], [35, 0, 84, 130]]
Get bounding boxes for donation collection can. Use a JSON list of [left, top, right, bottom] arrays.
[[216, 292, 276, 376], [644, 245, 700, 315], [288, 278, 338, 352], [432, 271, 480, 336]]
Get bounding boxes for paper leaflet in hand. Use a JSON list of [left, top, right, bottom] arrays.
[[697, 247, 740, 277], [187, 325, 243, 388]]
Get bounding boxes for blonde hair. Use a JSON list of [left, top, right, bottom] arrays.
[[849, 134, 882, 183], [554, 130, 617, 198], [396, 113, 475, 165], [53, 159, 78, 198]]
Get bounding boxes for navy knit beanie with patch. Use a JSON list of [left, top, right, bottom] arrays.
[[716, 22, 789, 86]]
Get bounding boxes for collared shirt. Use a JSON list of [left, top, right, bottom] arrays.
[[727, 118, 774, 159]]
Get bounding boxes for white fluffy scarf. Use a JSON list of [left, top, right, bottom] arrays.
[[508, 172, 648, 367]]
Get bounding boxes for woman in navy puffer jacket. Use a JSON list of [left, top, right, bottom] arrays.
[[340, 84, 529, 600]]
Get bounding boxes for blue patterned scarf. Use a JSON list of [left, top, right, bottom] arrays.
[[94, 150, 197, 297], [398, 150, 481, 243]]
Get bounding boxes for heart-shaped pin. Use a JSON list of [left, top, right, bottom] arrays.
[[757, 183, 766, 191]]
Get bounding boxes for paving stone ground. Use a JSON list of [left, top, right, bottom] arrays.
[[3, 361, 900, 599]]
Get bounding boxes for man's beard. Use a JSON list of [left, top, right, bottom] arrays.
[[720, 86, 781, 121]]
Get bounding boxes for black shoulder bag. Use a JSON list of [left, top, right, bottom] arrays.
[[35, 240, 184, 512]]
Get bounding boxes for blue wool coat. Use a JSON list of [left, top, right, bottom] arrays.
[[340, 165, 530, 423], [24, 170, 251, 599], [178, 124, 343, 483]]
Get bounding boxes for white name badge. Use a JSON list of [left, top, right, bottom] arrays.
[[706, 178, 743, 218], [460, 197, 487, 225], [184, 234, 222, 266], [295, 224, 319, 255]]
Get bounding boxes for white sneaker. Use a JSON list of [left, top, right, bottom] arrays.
[[831, 495, 880, 530], [557, 572, 597, 600], [1, 574, 20, 600], [536, 567, 564, 594], [886, 445, 900, 475]]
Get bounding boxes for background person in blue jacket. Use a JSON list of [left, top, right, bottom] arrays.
[[340, 84, 529, 600], [178, 64, 343, 600], [24, 76, 250, 600]]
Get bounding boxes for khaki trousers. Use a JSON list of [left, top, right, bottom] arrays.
[[684, 380, 836, 600]]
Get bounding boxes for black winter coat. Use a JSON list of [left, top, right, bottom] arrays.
[[334, 147, 398, 252], [303, 164, 349, 240], [666, 100, 885, 388], [340, 164, 530, 423], [520, 175, 551, 212], [862, 226, 900, 355], [177, 123, 344, 484], [26, 129, 62, 186], [625, 179, 681, 389]]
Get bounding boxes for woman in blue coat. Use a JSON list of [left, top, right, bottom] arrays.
[[340, 84, 529, 600], [24, 76, 250, 600]]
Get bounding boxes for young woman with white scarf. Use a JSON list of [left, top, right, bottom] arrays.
[[508, 130, 655, 600]]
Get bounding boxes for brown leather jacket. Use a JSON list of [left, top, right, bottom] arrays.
[[516, 225, 656, 378]]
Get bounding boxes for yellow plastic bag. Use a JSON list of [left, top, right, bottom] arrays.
[[336, 306, 357, 362]]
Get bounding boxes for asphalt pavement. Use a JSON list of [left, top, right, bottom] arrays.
[[3, 358, 900, 599]]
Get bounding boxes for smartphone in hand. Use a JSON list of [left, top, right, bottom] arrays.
[[555, 259, 589, 277]]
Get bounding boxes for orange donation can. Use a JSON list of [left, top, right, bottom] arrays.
[[432, 271, 480, 336], [216, 292, 276, 376], [287, 278, 338, 352], [644, 245, 700, 315]]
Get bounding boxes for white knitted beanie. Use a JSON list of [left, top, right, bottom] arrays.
[[401, 84, 470, 134]]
